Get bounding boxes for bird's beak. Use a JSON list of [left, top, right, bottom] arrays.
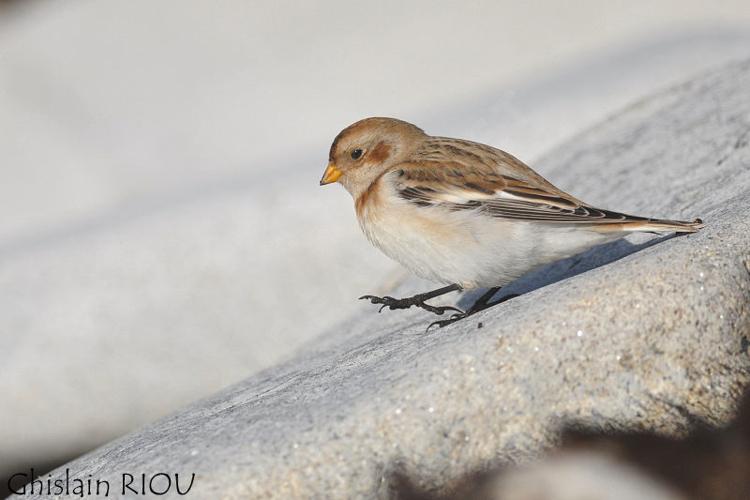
[[319, 163, 342, 186]]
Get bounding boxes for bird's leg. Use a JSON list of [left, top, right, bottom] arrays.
[[428, 287, 518, 330], [359, 283, 463, 316]]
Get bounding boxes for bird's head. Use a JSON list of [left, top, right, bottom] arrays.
[[320, 117, 425, 198]]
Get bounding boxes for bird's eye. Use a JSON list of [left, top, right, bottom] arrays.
[[351, 148, 364, 160]]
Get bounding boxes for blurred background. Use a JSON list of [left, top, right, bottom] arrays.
[[1, 0, 749, 493]]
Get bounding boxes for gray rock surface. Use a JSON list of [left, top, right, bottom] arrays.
[[15, 60, 750, 499]]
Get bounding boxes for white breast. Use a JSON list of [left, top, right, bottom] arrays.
[[356, 179, 513, 288], [355, 178, 619, 289]]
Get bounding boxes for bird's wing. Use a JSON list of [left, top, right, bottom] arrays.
[[388, 156, 642, 225]]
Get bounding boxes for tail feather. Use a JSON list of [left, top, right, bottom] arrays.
[[596, 216, 704, 234]]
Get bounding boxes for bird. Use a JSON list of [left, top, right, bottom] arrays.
[[319, 117, 703, 328]]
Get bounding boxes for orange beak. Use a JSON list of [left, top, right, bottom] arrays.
[[319, 163, 343, 186]]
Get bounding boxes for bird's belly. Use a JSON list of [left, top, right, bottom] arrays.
[[358, 204, 526, 288], [358, 203, 617, 289], [359, 209, 465, 285]]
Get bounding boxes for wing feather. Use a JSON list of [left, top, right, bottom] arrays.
[[390, 149, 644, 225]]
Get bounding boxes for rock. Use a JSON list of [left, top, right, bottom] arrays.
[[15, 58, 750, 499], [393, 387, 750, 500]]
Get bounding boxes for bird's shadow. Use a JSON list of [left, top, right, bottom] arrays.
[[456, 233, 676, 310]]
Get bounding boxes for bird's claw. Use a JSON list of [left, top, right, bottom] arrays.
[[427, 312, 468, 331], [427, 304, 464, 315], [359, 295, 394, 313], [359, 293, 462, 316], [359, 294, 393, 303]]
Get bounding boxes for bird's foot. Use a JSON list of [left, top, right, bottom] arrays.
[[426, 293, 520, 330], [359, 294, 463, 316], [426, 312, 468, 330]]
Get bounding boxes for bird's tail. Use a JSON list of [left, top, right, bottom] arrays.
[[596, 216, 704, 234]]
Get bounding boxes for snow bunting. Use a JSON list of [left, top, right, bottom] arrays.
[[320, 117, 703, 327]]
